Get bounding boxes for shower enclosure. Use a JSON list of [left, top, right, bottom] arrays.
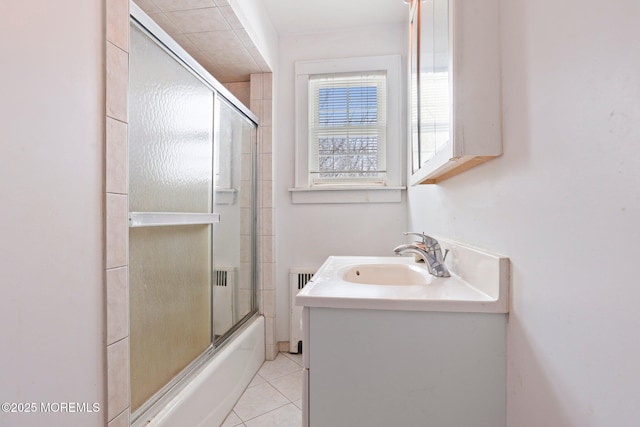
[[128, 11, 258, 423]]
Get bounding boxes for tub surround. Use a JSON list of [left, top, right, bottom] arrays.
[[106, 0, 131, 425]]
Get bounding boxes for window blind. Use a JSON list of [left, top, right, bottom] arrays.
[[308, 72, 387, 184], [419, 70, 450, 160]]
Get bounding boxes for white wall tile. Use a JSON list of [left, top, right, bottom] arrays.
[[260, 100, 272, 126], [107, 267, 129, 345], [260, 127, 272, 154], [260, 154, 272, 181], [261, 180, 273, 208], [106, 43, 128, 122], [224, 81, 250, 107], [166, 7, 229, 33], [133, 0, 161, 14], [107, 0, 129, 52], [250, 73, 263, 100], [152, 0, 214, 12], [261, 235, 274, 264], [261, 262, 274, 290], [263, 74, 272, 100], [234, 28, 255, 49], [265, 344, 278, 361], [265, 316, 275, 344], [250, 99, 262, 118], [172, 33, 200, 54], [219, 6, 244, 29], [260, 208, 273, 236], [147, 12, 183, 37], [186, 30, 244, 53], [106, 117, 128, 194], [108, 408, 129, 427], [262, 290, 275, 318], [107, 338, 130, 422], [106, 193, 128, 269]]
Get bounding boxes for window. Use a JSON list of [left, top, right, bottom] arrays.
[[292, 55, 404, 204], [308, 73, 387, 185]]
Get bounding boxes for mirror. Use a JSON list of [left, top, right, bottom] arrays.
[[410, 0, 451, 174]]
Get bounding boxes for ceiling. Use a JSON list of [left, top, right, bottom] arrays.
[[133, 0, 269, 83], [133, 0, 408, 84], [263, 0, 408, 35]]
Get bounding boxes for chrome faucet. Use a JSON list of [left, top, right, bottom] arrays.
[[393, 232, 450, 277]]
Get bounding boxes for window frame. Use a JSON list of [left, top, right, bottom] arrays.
[[309, 72, 387, 185], [292, 55, 405, 204]]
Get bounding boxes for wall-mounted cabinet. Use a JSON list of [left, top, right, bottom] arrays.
[[409, 0, 501, 185]]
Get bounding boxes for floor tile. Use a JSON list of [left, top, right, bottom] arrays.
[[258, 353, 301, 381], [221, 410, 243, 426], [282, 352, 303, 367], [244, 403, 301, 427], [269, 370, 303, 402], [248, 373, 266, 388], [233, 382, 289, 421]]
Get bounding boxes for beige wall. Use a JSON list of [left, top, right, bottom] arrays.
[[0, 1, 106, 426]]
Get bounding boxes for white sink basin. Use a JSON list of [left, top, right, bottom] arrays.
[[341, 264, 431, 286], [296, 239, 510, 314]]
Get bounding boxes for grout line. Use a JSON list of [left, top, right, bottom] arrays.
[[107, 335, 128, 347], [240, 401, 290, 423], [108, 406, 129, 424], [241, 401, 297, 423], [231, 353, 303, 423], [280, 352, 303, 367], [264, 379, 293, 404]]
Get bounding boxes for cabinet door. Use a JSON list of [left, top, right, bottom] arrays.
[[413, 0, 451, 169], [409, 0, 502, 185]]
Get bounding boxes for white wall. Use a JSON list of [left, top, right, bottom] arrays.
[[408, 0, 640, 425], [0, 1, 105, 426], [275, 24, 408, 342]]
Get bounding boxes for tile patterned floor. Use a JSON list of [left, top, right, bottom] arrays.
[[222, 352, 303, 427]]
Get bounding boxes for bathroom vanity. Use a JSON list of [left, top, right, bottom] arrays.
[[296, 239, 509, 427]]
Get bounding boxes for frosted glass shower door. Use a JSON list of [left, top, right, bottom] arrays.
[[212, 97, 257, 340], [129, 24, 215, 412]]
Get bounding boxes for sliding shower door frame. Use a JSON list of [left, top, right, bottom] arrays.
[[131, 4, 258, 124], [130, 4, 259, 425]]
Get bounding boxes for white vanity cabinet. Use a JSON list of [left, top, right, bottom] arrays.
[[297, 247, 510, 426], [301, 307, 506, 427], [410, 0, 502, 184]]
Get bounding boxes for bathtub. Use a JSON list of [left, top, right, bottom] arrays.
[[143, 316, 265, 427]]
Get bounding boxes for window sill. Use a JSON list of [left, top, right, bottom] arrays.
[[288, 186, 405, 204]]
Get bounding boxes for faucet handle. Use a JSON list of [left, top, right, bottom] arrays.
[[403, 232, 438, 248]]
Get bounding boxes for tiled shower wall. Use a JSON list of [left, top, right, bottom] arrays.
[[250, 73, 277, 361], [105, 0, 131, 425], [104, 1, 277, 423]]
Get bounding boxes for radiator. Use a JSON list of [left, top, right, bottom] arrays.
[[214, 267, 235, 335], [289, 268, 315, 353]]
